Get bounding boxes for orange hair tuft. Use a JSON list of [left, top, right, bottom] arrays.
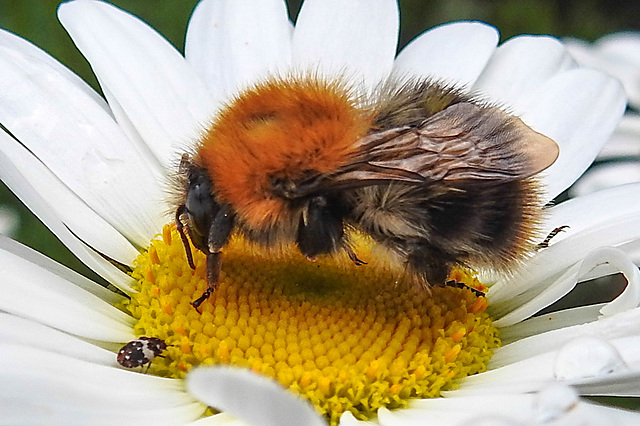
[[196, 76, 371, 230]]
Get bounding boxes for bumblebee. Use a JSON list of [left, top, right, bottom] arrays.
[[174, 75, 558, 308]]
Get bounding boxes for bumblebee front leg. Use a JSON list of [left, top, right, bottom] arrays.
[[192, 251, 222, 309], [191, 205, 235, 310]]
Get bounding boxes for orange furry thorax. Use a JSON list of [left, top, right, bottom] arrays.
[[196, 76, 371, 230]]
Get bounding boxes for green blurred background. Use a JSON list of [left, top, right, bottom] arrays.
[[0, 0, 638, 410]]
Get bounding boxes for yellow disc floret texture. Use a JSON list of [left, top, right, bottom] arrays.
[[123, 225, 500, 424]]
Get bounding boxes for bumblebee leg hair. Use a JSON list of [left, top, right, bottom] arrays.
[[423, 263, 450, 287], [191, 251, 222, 310], [175, 205, 196, 270], [406, 248, 453, 288], [297, 196, 345, 259], [538, 225, 570, 249], [345, 246, 367, 266]]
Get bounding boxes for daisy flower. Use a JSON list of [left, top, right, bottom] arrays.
[[565, 33, 640, 197], [0, 0, 638, 425]]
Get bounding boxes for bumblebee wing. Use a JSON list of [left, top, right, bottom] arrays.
[[331, 102, 558, 187]]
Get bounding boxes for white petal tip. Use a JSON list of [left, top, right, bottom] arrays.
[[187, 366, 327, 426]]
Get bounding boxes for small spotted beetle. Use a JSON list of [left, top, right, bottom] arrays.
[[117, 337, 167, 370]]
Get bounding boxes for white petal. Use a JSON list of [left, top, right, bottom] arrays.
[[58, 0, 216, 168], [563, 37, 598, 64], [292, 0, 399, 91], [0, 313, 118, 366], [0, 141, 137, 291], [533, 389, 640, 425], [1, 402, 204, 426], [570, 354, 640, 397], [565, 38, 640, 111], [0, 32, 166, 247], [186, 0, 292, 100], [567, 33, 640, 109], [619, 238, 640, 267], [186, 412, 249, 426], [0, 245, 136, 342], [0, 235, 126, 305], [520, 69, 626, 200], [595, 32, 640, 68], [0, 344, 205, 425], [595, 35, 640, 108], [379, 395, 537, 424], [379, 385, 637, 425], [0, 24, 109, 115], [570, 162, 640, 197], [445, 350, 558, 396], [597, 113, 640, 160], [499, 304, 604, 345], [473, 35, 576, 111], [491, 309, 640, 369], [187, 366, 327, 426], [555, 247, 635, 314], [493, 247, 640, 326], [449, 333, 640, 399], [547, 183, 640, 241], [394, 21, 498, 88], [490, 183, 640, 307], [574, 372, 640, 398], [0, 129, 139, 267]]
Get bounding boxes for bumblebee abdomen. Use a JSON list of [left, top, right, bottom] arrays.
[[351, 177, 543, 284], [425, 179, 542, 268]]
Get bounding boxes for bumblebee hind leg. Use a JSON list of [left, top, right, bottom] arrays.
[[405, 247, 454, 289]]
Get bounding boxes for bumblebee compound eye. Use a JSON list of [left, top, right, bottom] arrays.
[[297, 196, 345, 259]]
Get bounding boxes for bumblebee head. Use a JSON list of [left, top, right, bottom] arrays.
[[178, 155, 349, 259], [176, 159, 235, 256]]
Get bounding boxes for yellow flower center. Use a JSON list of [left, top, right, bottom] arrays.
[[123, 225, 499, 424]]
